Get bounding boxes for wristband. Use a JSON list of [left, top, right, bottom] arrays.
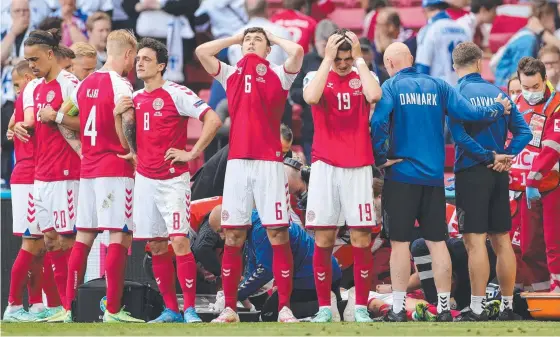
[[55, 111, 64, 124], [355, 57, 366, 67]]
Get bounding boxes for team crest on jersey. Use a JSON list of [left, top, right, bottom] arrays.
[[153, 98, 164, 110], [256, 63, 267, 76], [349, 78, 361, 89], [221, 210, 229, 222], [46, 90, 55, 103], [306, 210, 316, 222]]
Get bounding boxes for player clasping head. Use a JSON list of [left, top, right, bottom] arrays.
[[241, 27, 271, 58], [23, 28, 61, 78], [136, 37, 168, 80], [330, 29, 355, 76]]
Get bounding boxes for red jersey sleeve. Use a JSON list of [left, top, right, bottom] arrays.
[[527, 111, 560, 188]]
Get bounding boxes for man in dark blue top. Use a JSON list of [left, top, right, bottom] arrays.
[[449, 42, 531, 322], [370, 42, 511, 322]]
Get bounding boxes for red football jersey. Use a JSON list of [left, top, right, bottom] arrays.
[[213, 54, 298, 161], [11, 79, 40, 184], [71, 70, 134, 178], [271, 9, 317, 54], [303, 68, 376, 168], [24, 70, 80, 181], [133, 81, 210, 180]]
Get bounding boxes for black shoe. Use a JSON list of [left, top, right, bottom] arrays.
[[454, 308, 488, 322], [375, 308, 407, 322], [497, 309, 522, 321], [436, 310, 453, 322]]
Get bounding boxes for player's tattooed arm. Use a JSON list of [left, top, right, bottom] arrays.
[[58, 125, 83, 158], [122, 109, 137, 154]]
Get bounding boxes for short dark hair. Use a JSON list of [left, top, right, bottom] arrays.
[[56, 45, 76, 60], [471, 0, 502, 14], [283, 0, 305, 10], [12, 60, 32, 77], [532, 0, 556, 20], [331, 28, 352, 52], [37, 17, 62, 31], [280, 123, 293, 143], [452, 42, 482, 68], [387, 11, 401, 29], [243, 27, 271, 47], [517, 56, 547, 81], [24, 28, 62, 51], [366, 0, 388, 12], [507, 75, 519, 92], [138, 37, 169, 75]]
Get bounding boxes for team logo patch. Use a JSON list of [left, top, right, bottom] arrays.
[[221, 210, 229, 222], [256, 63, 267, 76], [306, 210, 316, 222], [46, 90, 55, 103], [554, 119, 560, 133], [152, 98, 164, 110], [193, 99, 205, 108], [349, 78, 361, 89]]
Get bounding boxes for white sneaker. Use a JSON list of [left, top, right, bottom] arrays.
[[343, 287, 355, 322], [331, 291, 341, 322], [211, 307, 240, 323], [278, 306, 298, 323]]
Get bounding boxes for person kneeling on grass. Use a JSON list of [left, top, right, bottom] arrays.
[[211, 209, 342, 322]]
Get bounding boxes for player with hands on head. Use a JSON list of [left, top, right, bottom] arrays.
[[370, 42, 511, 323], [302, 28, 381, 323], [118, 37, 222, 323], [196, 26, 304, 323]]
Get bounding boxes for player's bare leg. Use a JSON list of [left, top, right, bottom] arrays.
[[311, 228, 336, 323], [383, 240, 410, 322], [211, 228, 247, 323], [349, 228, 374, 322], [266, 227, 297, 323], [425, 240, 452, 321], [490, 232, 520, 320], [459, 233, 489, 321]]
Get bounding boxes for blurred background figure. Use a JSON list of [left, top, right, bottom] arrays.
[[538, 44, 560, 90], [271, 0, 317, 54], [86, 11, 111, 69]]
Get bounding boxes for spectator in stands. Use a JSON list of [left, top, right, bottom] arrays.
[[69, 42, 97, 80], [289, 19, 339, 164], [228, 0, 292, 66], [508, 75, 522, 102], [86, 12, 111, 69], [271, 0, 317, 54], [48, 0, 113, 18], [538, 44, 560, 90], [373, 7, 417, 83], [456, 0, 501, 48], [359, 37, 374, 71], [362, 0, 388, 43], [1, 0, 51, 36], [51, 0, 88, 46], [491, 0, 560, 87], [446, 0, 470, 20]]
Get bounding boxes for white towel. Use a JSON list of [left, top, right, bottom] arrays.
[[164, 17, 185, 83]]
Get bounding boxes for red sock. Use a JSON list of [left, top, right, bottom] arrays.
[[65, 242, 90, 310], [313, 244, 333, 307], [353, 245, 373, 306], [176, 253, 197, 310], [9, 249, 34, 305], [47, 249, 69, 307], [222, 245, 242, 311], [105, 243, 128, 314], [151, 252, 179, 312], [272, 242, 294, 310], [42, 254, 61, 307], [28, 254, 44, 305], [64, 247, 73, 262]]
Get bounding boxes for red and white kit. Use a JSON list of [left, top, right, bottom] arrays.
[[24, 70, 80, 234], [511, 87, 560, 292], [271, 9, 317, 54], [133, 81, 210, 239], [71, 70, 135, 232], [213, 54, 297, 228], [11, 79, 42, 237], [304, 68, 377, 228]]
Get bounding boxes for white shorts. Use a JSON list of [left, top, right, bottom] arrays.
[[133, 172, 191, 240], [306, 161, 375, 228], [76, 177, 134, 232], [34, 180, 79, 234], [11, 184, 42, 238], [221, 159, 289, 228]]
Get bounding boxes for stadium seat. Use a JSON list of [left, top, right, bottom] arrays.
[[488, 15, 528, 53], [398, 7, 426, 30], [188, 119, 203, 143], [481, 58, 495, 83], [198, 89, 210, 103], [327, 8, 364, 33], [444, 144, 455, 171]]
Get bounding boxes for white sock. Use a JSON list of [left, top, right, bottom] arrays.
[[7, 305, 23, 313], [29, 303, 45, 313], [470, 295, 485, 315], [392, 291, 406, 314], [500, 296, 513, 311], [437, 292, 451, 313]]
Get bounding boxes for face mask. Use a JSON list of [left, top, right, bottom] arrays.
[[522, 89, 545, 105]]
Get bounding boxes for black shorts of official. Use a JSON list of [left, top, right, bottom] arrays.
[[382, 179, 448, 242], [455, 164, 512, 234]]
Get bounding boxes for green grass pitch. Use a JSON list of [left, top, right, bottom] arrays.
[[2, 321, 560, 336]]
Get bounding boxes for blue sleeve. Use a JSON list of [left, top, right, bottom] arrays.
[[443, 81, 505, 122], [371, 82, 394, 166], [237, 224, 273, 301], [448, 117, 494, 163], [416, 64, 431, 74], [505, 106, 533, 155]]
